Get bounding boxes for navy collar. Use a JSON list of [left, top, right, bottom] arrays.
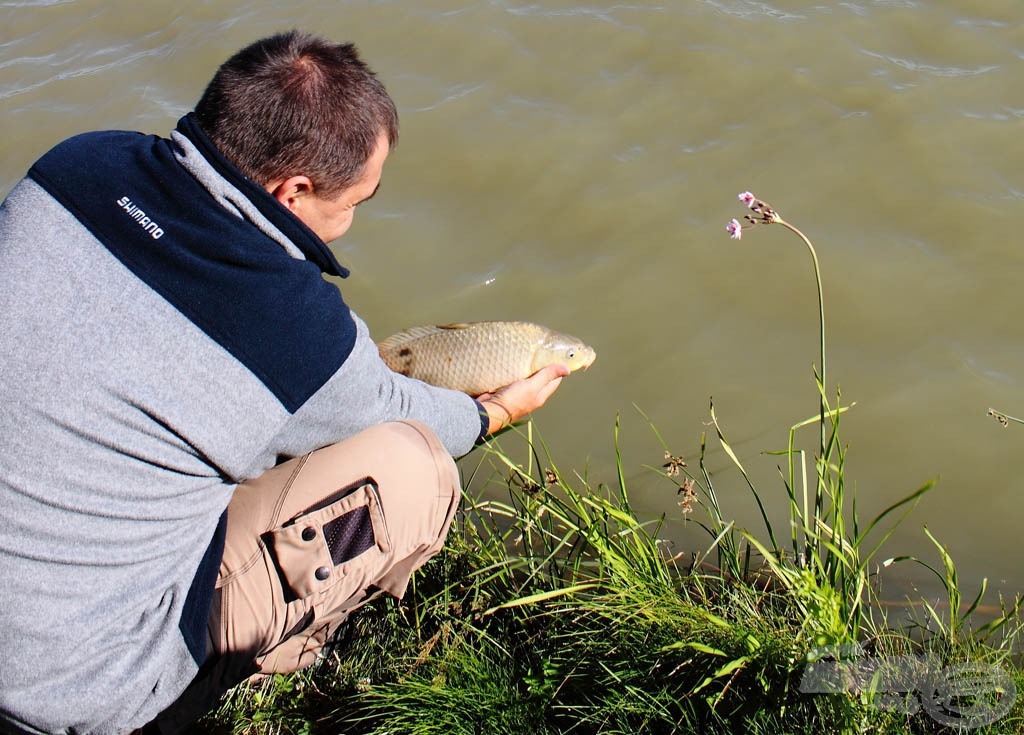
[[175, 113, 350, 279]]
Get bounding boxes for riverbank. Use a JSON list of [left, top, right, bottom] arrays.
[[198, 416, 1024, 734]]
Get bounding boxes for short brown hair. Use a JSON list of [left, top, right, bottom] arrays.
[[194, 31, 398, 199]]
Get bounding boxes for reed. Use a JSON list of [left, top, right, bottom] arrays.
[[727, 192, 936, 646]]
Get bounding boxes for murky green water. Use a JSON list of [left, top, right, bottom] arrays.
[[3, 0, 1023, 609]]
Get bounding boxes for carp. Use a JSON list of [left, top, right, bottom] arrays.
[[377, 320, 596, 396]]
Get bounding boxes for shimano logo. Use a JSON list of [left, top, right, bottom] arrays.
[[116, 195, 164, 239]]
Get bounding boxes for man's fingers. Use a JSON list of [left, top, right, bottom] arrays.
[[536, 376, 563, 404], [530, 363, 570, 384]]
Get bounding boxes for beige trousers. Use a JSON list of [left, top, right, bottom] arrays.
[[145, 420, 461, 733]]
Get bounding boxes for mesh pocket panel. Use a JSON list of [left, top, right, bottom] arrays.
[[323, 506, 376, 565]]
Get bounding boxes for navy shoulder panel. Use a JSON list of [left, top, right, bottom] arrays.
[[29, 131, 355, 413]]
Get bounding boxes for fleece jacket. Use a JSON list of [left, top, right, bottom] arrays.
[[0, 113, 483, 734]]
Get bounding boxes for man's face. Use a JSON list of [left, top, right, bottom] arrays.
[[270, 132, 389, 243], [305, 133, 389, 242]]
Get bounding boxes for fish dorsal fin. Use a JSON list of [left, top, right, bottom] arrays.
[[378, 323, 487, 353], [377, 324, 446, 352]]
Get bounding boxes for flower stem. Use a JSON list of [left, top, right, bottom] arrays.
[[774, 216, 827, 465], [989, 408, 1024, 427]]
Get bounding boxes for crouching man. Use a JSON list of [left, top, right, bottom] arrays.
[[0, 30, 566, 734]]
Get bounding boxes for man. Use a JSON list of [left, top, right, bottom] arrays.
[[0, 31, 567, 734]]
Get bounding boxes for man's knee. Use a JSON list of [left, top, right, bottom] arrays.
[[370, 420, 462, 553]]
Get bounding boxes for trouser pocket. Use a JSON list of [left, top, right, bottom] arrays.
[[266, 477, 391, 601]]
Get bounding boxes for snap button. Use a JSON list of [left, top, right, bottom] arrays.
[[301, 527, 317, 542], [315, 566, 331, 581]]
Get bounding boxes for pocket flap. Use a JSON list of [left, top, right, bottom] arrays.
[[267, 481, 390, 599]]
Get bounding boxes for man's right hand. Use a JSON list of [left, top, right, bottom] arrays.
[[476, 364, 570, 435]]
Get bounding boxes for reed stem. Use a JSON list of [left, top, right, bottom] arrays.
[[773, 215, 828, 500]]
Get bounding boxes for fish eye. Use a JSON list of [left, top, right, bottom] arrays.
[[567, 349, 575, 359]]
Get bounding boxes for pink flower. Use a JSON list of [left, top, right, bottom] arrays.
[[726, 219, 743, 240], [738, 191, 756, 208]]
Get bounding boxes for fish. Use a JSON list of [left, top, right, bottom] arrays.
[[377, 320, 596, 396]]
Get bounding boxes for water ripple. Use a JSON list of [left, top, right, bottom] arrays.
[[407, 82, 487, 113], [963, 108, 1024, 122], [861, 49, 1000, 78], [0, 0, 76, 6], [497, 2, 660, 27], [840, 0, 920, 11], [0, 44, 176, 102], [955, 17, 1010, 30], [700, 0, 806, 21]]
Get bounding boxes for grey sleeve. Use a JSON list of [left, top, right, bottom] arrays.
[[262, 312, 484, 465]]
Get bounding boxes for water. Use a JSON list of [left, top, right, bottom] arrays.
[[3, 0, 1023, 610]]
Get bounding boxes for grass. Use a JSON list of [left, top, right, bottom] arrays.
[[198, 194, 1024, 734], [196, 417, 1024, 733]]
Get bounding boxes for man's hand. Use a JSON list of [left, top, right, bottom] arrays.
[[476, 364, 570, 435]]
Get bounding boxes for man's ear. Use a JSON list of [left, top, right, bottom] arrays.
[[266, 176, 315, 214]]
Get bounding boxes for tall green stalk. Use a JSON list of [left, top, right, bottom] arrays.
[[729, 194, 836, 569], [726, 193, 936, 642], [729, 194, 826, 488], [776, 217, 826, 464]]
